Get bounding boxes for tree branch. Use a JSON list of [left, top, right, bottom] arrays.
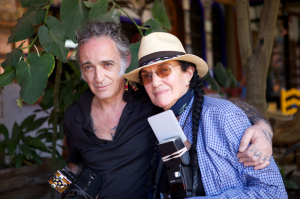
[[256, 0, 280, 65], [236, 0, 253, 66]]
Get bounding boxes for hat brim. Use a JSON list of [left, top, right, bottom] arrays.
[[122, 54, 208, 83]]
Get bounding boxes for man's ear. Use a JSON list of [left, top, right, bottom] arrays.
[[125, 53, 132, 69]]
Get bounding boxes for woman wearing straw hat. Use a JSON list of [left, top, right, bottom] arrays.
[[123, 32, 287, 198]]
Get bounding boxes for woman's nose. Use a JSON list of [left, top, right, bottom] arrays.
[[152, 72, 162, 88]]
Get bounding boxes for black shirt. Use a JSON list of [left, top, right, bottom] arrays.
[[64, 89, 155, 199]]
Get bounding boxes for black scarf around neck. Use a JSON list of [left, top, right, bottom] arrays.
[[169, 89, 193, 117]]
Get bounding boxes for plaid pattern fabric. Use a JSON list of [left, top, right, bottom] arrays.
[[178, 96, 287, 199]]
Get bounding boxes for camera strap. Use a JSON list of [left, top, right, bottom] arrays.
[[182, 108, 203, 197], [153, 158, 164, 199]]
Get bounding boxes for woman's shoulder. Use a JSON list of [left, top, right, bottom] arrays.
[[200, 96, 248, 124], [202, 96, 239, 112]]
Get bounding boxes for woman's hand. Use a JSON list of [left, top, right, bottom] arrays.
[[236, 120, 273, 170]]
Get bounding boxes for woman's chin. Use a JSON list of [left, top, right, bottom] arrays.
[[156, 102, 172, 111]]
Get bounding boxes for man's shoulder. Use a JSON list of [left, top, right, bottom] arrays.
[[64, 89, 92, 121], [64, 101, 80, 120]]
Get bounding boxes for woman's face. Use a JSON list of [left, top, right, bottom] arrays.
[[142, 60, 194, 110]]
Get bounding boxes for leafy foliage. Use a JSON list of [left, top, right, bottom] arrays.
[[203, 71, 221, 95], [20, 0, 49, 8], [143, 18, 166, 35], [204, 62, 238, 95], [8, 8, 45, 43], [278, 163, 299, 190], [39, 16, 69, 62], [60, 0, 89, 43], [0, 66, 16, 87], [89, 0, 109, 20], [151, 0, 172, 30], [16, 53, 54, 104], [1, 43, 24, 69], [125, 42, 141, 74], [0, 116, 51, 169]]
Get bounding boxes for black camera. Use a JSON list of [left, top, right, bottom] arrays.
[[158, 136, 193, 198], [48, 166, 103, 199]]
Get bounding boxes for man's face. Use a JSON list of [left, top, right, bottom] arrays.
[[79, 36, 125, 101]]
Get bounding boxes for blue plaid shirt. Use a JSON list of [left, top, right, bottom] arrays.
[[178, 96, 287, 199]]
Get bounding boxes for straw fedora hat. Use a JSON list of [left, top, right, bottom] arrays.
[[122, 32, 208, 83]]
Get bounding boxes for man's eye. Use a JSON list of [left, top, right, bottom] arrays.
[[84, 65, 91, 70], [104, 63, 112, 67]]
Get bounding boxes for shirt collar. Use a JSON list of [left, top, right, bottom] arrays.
[[75, 88, 138, 133], [178, 96, 194, 143]]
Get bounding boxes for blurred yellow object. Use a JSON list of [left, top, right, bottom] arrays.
[[281, 88, 300, 115], [267, 102, 277, 111]]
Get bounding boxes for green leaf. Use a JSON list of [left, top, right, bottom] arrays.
[[284, 179, 299, 190], [17, 96, 23, 110], [30, 137, 48, 149], [0, 124, 9, 141], [214, 62, 230, 88], [38, 16, 69, 62], [16, 53, 49, 104], [15, 154, 23, 169], [0, 65, 16, 87], [151, 0, 171, 30], [41, 53, 55, 77], [143, 18, 165, 35], [64, 92, 74, 111], [31, 151, 42, 165], [83, 1, 94, 8], [125, 42, 140, 74], [12, 122, 21, 139], [93, 9, 121, 24], [68, 61, 81, 78], [40, 87, 54, 110], [0, 142, 6, 153], [20, 0, 49, 8], [20, 114, 36, 130], [89, 0, 108, 20], [26, 116, 49, 133], [61, 0, 89, 43], [19, 145, 33, 159], [281, 143, 300, 162], [37, 132, 53, 143], [204, 71, 223, 96], [226, 69, 237, 86], [7, 139, 17, 157], [1, 48, 23, 69], [8, 8, 46, 43]]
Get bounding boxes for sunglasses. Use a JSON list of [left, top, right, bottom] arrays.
[[139, 63, 179, 85]]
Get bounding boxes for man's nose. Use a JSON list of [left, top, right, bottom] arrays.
[[95, 67, 105, 83]]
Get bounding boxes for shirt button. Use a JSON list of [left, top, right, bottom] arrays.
[[103, 141, 107, 144]]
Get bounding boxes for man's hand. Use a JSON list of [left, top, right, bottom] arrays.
[[236, 120, 273, 170]]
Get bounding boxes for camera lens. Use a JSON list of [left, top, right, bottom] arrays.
[[63, 189, 88, 199]]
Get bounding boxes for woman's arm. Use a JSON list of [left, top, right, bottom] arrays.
[[187, 103, 287, 199], [230, 99, 273, 170]]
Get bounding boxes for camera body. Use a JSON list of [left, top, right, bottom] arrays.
[[158, 136, 193, 198], [49, 166, 102, 199]]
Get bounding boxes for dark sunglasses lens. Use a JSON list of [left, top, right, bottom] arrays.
[[157, 64, 172, 78], [140, 64, 173, 85], [141, 72, 152, 85]]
